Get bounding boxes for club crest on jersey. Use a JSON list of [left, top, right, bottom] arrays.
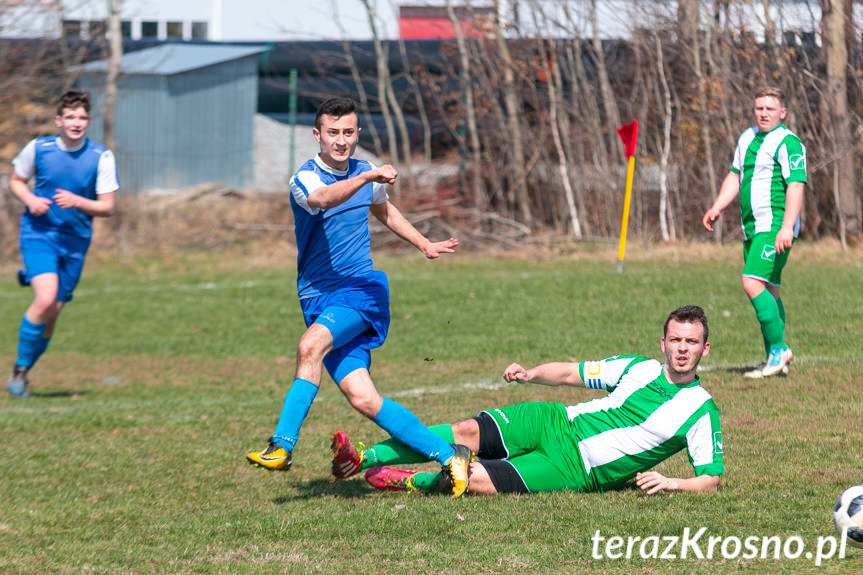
[[713, 432, 723, 454], [789, 154, 805, 171], [761, 245, 776, 262]]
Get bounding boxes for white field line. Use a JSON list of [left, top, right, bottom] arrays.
[[2, 356, 852, 416], [387, 378, 510, 398], [0, 279, 268, 298]]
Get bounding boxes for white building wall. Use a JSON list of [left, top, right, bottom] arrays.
[[0, 0, 845, 42]]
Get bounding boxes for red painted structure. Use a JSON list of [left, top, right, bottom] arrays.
[[398, 5, 494, 40]]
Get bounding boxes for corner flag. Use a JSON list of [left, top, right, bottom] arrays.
[[617, 120, 639, 159], [616, 120, 639, 272]]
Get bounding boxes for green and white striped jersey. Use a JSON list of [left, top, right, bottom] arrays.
[[574, 355, 724, 491], [731, 124, 807, 240]]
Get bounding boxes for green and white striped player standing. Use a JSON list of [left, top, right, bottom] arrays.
[[338, 306, 724, 496], [703, 86, 806, 378]]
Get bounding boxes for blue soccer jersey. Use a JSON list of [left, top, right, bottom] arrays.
[[289, 155, 388, 299], [14, 135, 119, 240]]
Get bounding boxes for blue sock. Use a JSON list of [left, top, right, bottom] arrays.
[[16, 316, 47, 369], [372, 397, 456, 465], [32, 336, 51, 366], [272, 378, 319, 452]]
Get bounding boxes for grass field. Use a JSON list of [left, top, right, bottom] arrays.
[[1, 241, 862, 574]]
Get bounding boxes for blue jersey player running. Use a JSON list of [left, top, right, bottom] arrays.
[[6, 90, 118, 398], [246, 97, 473, 497]]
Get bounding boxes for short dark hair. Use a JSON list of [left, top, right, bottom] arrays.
[[664, 305, 709, 342], [315, 97, 357, 130], [56, 90, 90, 115]]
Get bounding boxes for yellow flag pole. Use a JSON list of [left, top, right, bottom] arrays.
[[617, 154, 635, 273]]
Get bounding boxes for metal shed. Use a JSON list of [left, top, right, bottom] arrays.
[[75, 43, 267, 194]]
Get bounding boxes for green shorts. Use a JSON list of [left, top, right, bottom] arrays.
[[482, 402, 592, 493], [742, 232, 792, 286]]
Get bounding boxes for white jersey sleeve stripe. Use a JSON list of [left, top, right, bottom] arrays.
[[372, 181, 389, 204], [96, 150, 120, 194], [684, 412, 717, 468], [732, 128, 756, 173], [11, 139, 37, 181], [290, 171, 323, 215]]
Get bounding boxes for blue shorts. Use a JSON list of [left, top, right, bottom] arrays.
[[300, 271, 390, 384], [19, 229, 91, 303]]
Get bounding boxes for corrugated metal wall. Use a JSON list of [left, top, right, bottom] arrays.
[[79, 55, 258, 194]]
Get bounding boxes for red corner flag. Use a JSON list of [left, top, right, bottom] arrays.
[[617, 120, 639, 158]]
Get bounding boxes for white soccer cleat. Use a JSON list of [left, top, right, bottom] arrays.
[[744, 347, 792, 379]]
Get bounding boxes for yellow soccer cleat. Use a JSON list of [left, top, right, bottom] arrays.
[[247, 440, 292, 471], [442, 444, 473, 498]]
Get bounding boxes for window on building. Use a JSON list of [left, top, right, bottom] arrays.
[[61, 20, 82, 38], [166, 21, 183, 39], [121, 20, 133, 38], [88, 20, 106, 38], [801, 31, 818, 47], [141, 20, 158, 38], [191, 21, 208, 40]]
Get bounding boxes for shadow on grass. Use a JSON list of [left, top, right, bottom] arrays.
[[724, 365, 792, 380], [273, 478, 374, 502], [28, 390, 92, 399]]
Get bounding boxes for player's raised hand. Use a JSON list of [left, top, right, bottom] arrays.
[[503, 362, 530, 383], [370, 164, 398, 185], [53, 189, 81, 209], [421, 237, 459, 259], [26, 195, 53, 216]]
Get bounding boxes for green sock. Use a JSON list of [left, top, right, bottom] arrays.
[[362, 424, 455, 469], [776, 297, 787, 349], [411, 472, 442, 494], [750, 290, 785, 353]]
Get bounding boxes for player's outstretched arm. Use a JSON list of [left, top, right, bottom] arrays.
[[503, 361, 584, 386], [370, 200, 458, 259], [635, 471, 720, 494], [702, 171, 741, 232], [308, 165, 398, 210]]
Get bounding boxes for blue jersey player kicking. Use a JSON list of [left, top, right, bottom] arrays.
[[6, 90, 118, 398], [245, 97, 473, 497]]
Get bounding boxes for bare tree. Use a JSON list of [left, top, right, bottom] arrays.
[[361, 1, 399, 170], [530, 2, 578, 236], [103, 0, 122, 151], [494, 0, 531, 225], [397, 38, 432, 161], [691, 0, 719, 243], [822, 0, 860, 245], [332, 0, 384, 157], [342, 41, 384, 158], [446, 0, 486, 211], [588, 0, 621, 158], [654, 33, 675, 241]]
